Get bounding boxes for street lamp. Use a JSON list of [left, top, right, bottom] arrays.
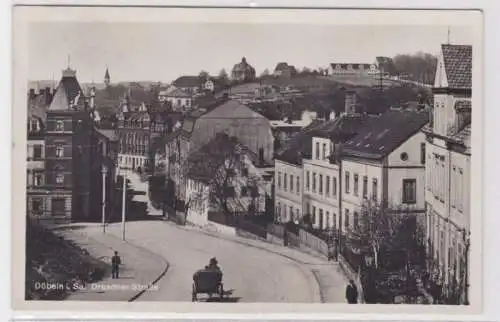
[[101, 165, 108, 234], [120, 166, 128, 241]]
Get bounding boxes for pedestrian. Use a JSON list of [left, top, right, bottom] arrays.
[[345, 279, 358, 304], [111, 251, 121, 279]]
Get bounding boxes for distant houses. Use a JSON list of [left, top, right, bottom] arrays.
[[328, 63, 379, 77]]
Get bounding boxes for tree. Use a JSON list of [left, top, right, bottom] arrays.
[[218, 69, 229, 84], [199, 70, 209, 80], [348, 199, 403, 269], [392, 52, 437, 84], [300, 67, 312, 75], [260, 68, 270, 77], [185, 133, 261, 218]]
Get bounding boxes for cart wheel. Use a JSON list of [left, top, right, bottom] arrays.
[[219, 284, 224, 299]]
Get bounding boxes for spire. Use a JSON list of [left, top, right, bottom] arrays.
[[447, 26, 451, 44], [104, 66, 110, 86]]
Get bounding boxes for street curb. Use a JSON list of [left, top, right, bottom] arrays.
[[311, 269, 326, 303], [167, 222, 324, 303], [100, 233, 171, 302]]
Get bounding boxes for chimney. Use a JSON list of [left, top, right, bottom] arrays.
[[29, 88, 35, 99], [345, 90, 357, 115], [44, 86, 52, 105]]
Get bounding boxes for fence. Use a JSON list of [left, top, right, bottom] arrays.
[[298, 229, 329, 256]]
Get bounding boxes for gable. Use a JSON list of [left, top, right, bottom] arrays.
[[434, 53, 449, 88]]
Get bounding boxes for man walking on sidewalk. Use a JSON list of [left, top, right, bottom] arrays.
[[111, 251, 121, 279]]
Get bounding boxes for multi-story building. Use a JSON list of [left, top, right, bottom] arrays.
[[185, 133, 271, 226], [340, 109, 429, 235], [157, 86, 193, 111], [302, 112, 377, 230], [166, 99, 274, 208], [26, 88, 53, 217], [422, 44, 472, 293], [35, 67, 118, 221], [231, 57, 256, 82], [328, 63, 379, 77]]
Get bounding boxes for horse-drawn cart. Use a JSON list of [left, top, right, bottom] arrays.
[[192, 269, 224, 302]]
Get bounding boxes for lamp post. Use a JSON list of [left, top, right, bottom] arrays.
[[364, 252, 374, 303], [121, 166, 127, 241], [101, 165, 107, 234]]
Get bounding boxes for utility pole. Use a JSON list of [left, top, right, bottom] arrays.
[[122, 167, 127, 241], [102, 165, 107, 234]]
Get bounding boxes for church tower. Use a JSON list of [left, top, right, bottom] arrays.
[[104, 67, 110, 87]]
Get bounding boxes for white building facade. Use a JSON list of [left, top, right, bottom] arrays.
[[423, 44, 472, 296], [340, 110, 429, 234], [275, 159, 303, 224]]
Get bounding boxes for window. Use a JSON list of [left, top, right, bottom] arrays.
[[284, 173, 288, 191], [312, 172, 317, 192], [289, 206, 293, 222], [34, 172, 43, 186], [31, 198, 43, 214], [325, 176, 330, 197], [56, 173, 64, 184], [372, 178, 378, 201], [296, 176, 300, 194], [400, 152, 408, 161], [290, 175, 294, 192], [305, 171, 310, 191], [353, 211, 359, 230], [56, 145, 64, 158], [402, 179, 417, 204], [33, 145, 42, 160], [362, 176, 368, 199], [319, 209, 324, 228], [344, 209, 350, 229], [295, 208, 300, 222], [277, 172, 281, 189], [315, 142, 320, 160], [332, 177, 337, 197], [224, 186, 236, 198], [30, 119, 39, 132], [56, 120, 64, 131], [312, 206, 316, 224], [241, 187, 248, 197], [420, 143, 426, 165], [345, 172, 350, 193], [319, 174, 323, 195], [322, 143, 327, 160], [451, 166, 457, 208], [354, 174, 359, 196], [277, 203, 281, 218]]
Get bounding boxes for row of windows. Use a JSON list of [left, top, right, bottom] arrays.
[[276, 171, 300, 195], [305, 171, 337, 198], [305, 203, 335, 230], [276, 202, 300, 223], [314, 141, 329, 161], [344, 171, 378, 201], [26, 171, 65, 186]]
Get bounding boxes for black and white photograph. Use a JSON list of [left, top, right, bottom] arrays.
[[11, 6, 483, 314]]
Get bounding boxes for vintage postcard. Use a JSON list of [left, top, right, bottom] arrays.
[[11, 5, 483, 316]]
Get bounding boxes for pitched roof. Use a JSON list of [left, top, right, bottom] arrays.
[[275, 119, 327, 165], [309, 114, 379, 141], [172, 76, 202, 88], [441, 44, 472, 89], [60, 76, 84, 105], [200, 99, 266, 120], [95, 128, 118, 141], [450, 124, 471, 154], [163, 87, 191, 98], [341, 110, 430, 160]]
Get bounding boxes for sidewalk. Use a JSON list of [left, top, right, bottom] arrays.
[[53, 226, 169, 301], [171, 221, 348, 303]]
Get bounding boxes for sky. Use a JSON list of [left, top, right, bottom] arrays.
[[28, 23, 475, 84]]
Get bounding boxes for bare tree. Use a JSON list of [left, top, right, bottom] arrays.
[[186, 133, 260, 218], [348, 199, 403, 269]]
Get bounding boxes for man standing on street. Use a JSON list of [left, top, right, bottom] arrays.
[[111, 251, 121, 279], [345, 279, 358, 304]]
